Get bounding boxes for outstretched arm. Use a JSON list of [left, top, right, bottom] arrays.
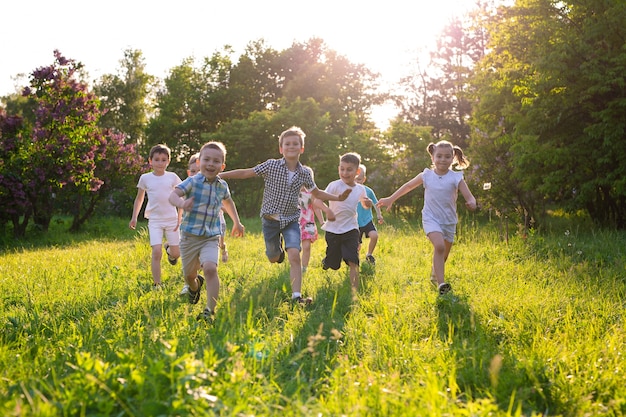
[[376, 173, 423, 211], [311, 187, 352, 202], [222, 197, 245, 237], [312, 198, 336, 221], [219, 168, 257, 180], [458, 180, 477, 211]]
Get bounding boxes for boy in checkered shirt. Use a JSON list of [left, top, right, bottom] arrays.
[[220, 126, 350, 305], [169, 141, 245, 322]]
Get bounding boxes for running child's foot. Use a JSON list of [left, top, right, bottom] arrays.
[[179, 284, 190, 295], [188, 275, 205, 304], [196, 308, 215, 323], [164, 243, 178, 265], [292, 295, 313, 306], [438, 282, 452, 295]]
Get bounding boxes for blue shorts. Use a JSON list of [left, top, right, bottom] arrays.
[[261, 218, 301, 260]]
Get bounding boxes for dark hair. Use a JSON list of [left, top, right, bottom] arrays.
[[199, 141, 227, 162], [427, 140, 470, 169], [340, 152, 361, 167], [149, 144, 171, 160]]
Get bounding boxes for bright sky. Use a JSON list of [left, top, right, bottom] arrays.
[[2, 0, 477, 128]]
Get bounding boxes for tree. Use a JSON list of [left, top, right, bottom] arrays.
[[399, 10, 487, 149], [470, 0, 626, 228], [0, 51, 145, 237], [95, 49, 154, 148]]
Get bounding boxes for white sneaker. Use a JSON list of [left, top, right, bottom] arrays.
[[179, 284, 190, 295]]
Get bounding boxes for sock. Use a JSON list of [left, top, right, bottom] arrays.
[[301, 266, 307, 273], [292, 292, 301, 299]]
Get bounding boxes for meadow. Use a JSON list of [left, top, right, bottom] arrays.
[[0, 214, 624, 416]]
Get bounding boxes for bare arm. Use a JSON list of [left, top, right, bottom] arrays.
[[458, 179, 477, 211], [312, 197, 336, 221], [312, 197, 326, 225], [129, 189, 145, 229], [311, 187, 352, 202], [169, 188, 195, 212], [222, 197, 245, 237], [219, 168, 257, 180], [376, 173, 424, 211]]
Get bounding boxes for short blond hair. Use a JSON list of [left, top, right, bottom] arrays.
[[279, 126, 306, 147]]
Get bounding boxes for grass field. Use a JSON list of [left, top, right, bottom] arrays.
[[1, 215, 625, 416]]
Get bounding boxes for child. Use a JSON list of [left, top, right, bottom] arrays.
[[188, 152, 229, 263], [179, 153, 230, 296], [129, 144, 182, 288], [377, 140, 477, 295], [219, 126, 351, 305], [298, 167, 328, 276], [316, 153, 372, 293], [355, 164, 384, 265], [169, 141, 245, 321]]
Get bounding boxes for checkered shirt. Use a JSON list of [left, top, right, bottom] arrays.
[[254, 158, 316, 228], [176, 173, 231, 237]]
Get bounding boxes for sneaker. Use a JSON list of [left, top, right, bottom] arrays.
[[164, 243, 178, 265], [438, 282, 452, 295], [292, 295, 313, 305], [179, 284, 190, 295], [365, 254, 376, 265], [196, 308, 215, 323], [152, 283, 163, 291], [188, 275, 205, 304]]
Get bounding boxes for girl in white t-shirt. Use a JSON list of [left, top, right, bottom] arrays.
[[377, 141, 477, 295]]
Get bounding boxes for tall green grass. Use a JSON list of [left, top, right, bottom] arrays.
[[1, 216, 624, 416]]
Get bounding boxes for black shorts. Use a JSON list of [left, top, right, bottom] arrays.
[[323, 229, 360, 270], [359, 221, 377, 243]]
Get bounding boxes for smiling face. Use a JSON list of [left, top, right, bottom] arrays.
[[432, 145, 454, 174], [198, 147, 225, 180], [279, 134, 304, 161], [338, 161, 359, 186]]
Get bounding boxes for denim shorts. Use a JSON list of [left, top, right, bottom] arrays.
[[262, 218, 301, 259]]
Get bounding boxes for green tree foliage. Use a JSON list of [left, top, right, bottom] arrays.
[[0, 51, 144, 237], [470, 0, 626, 228], [95, 49, 154, 147], [145, 38, 388, 191]]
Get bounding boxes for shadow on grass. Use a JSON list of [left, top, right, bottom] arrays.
[[436, 293, 554, 414]]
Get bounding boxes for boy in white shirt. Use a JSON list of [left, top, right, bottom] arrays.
[[129, 144, 182, 288], [316, 152, 372, 293]]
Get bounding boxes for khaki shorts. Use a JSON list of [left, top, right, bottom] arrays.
[[180, 232, 219, 277]]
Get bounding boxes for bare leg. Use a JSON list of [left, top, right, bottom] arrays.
[[202, 262, 219, 313], [349, 262, 360, 291], [287, 247, 302, 293], [301, 239, 312, 270], [367, 230, 378, 256], [427, 232, 453, 285], [151, 244, 163, 285]]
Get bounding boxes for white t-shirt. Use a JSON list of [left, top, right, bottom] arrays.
[[137, 171, 182, 221], [422, 168, 464, 225], [321, 180, 366, 234]]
